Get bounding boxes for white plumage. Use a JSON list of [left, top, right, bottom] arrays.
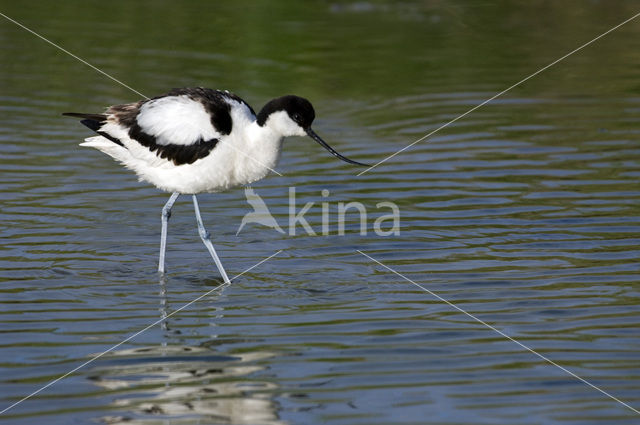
[[136, 95, 220, 146], [82, 117, 279, 194]]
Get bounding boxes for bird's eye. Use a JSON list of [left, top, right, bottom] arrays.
[[292, 113, 302, 123]]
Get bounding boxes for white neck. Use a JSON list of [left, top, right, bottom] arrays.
[[229, 120, 284, 183]]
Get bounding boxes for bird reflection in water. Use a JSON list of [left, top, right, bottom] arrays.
[[89, 279, 285, 425]]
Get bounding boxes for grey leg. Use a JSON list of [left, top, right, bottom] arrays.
[[158, 192, 180, 274], [192, 195, 231, 284]]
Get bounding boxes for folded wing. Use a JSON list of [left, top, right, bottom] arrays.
[[65, 89, 236, 165]]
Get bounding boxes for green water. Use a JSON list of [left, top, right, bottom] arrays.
[[1, 1, 639, 424]]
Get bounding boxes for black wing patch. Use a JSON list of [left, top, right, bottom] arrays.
[[128, 123, 219, 166], [166, 87, 254, 135]]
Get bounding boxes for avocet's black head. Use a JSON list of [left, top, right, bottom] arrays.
[[257, 95, 315, 129], [257, 95, 369, 166]]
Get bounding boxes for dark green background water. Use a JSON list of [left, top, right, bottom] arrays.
[[1, 1, 639, 424]]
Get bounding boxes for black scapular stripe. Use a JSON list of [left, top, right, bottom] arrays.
[[128, 124, 219, 165], [166, 87, 252, 135]]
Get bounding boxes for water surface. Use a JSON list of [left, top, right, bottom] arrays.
[[1, 1, 639, 424]]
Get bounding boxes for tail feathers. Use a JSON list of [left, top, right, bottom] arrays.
[[80, 136, 114, 148], [80, 119, 102, 132], [80, 136, 130, 164], [63, 112, 106, 132], [62, 112, 107, 121], [64, 112, 123, 147]]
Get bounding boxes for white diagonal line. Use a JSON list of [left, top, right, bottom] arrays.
[[357, 11, 640, 176], [0, 11, 149, 100], [0, 11, 284, 178], [0, 250, 282, 416], [357, 250, 640, 415]]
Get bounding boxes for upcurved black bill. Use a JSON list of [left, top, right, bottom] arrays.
[[305, 128, 370, 166]]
